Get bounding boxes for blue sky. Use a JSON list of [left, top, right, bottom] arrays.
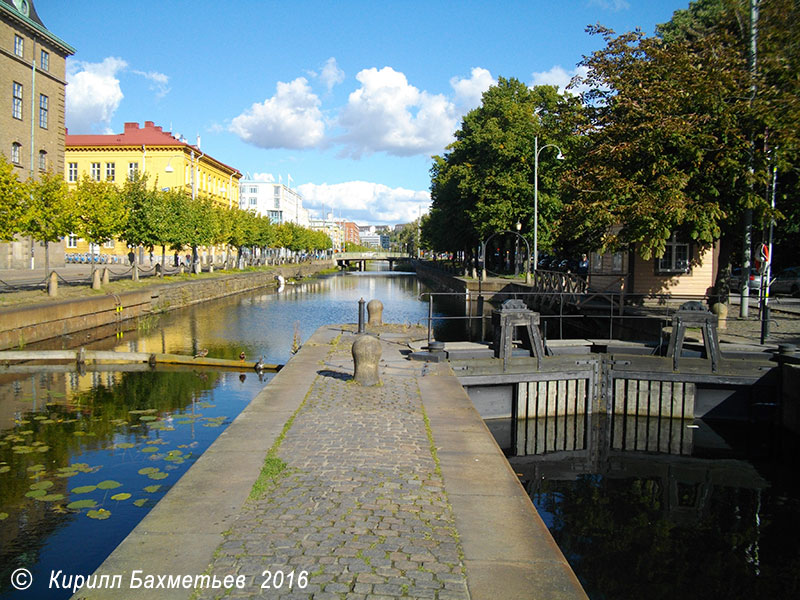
[[39, 0, 690, 225]]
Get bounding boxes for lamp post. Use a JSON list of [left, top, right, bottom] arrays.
[[534, 135, 565, 271]]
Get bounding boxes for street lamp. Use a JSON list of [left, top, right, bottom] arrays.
[[534, 135, 565, 271]]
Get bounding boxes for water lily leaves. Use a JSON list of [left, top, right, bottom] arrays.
[[115, 442, 135, 450], [97, 480, 121, 490], [12, 445, 33, 454], [111, 493, 131, 501], [25, 489, 47, 498], [71, 485, 97, 494], [36, 493, 64, 502], [26, 464, 45, 473], [133, 499, 148, 507], [147, 472, 168, 480], [35, 445, 50, 453], [87, 509, 110, 520], [143, 485, 161, 493], [55, 471, 78, 478], [73, 431, 86, 437], [139, 415, 158, 422], [69, 463, 96, 473], [67, 499, 97, 510], [138, 467, 159, 475], [145, 439, 167, 445], [30, 480, 54, 490], [0, 466, 10, 474], [129, 409, 156, 415], [0, 512, 8, 520], [140, 447, 158, 454]]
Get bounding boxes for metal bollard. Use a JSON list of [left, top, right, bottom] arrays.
[[357, 297, 366, 334]]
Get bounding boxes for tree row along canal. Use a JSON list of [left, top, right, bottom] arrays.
[[1, 264, 798, 599]]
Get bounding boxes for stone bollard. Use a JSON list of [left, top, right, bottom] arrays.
[[91, 269, 102, 290], [367, 299, 383, 326], [155, 263, 163, 277], [352, 334, 381, 386], [47, 271, 58, 297], [102, 268, 110, 286], [711, 302, 728, 330]]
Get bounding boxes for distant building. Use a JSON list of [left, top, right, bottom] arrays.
[[340, 221, 359, 246], [309, 216, 344, 251], [239, 178, 309, 227], [1, 0, 74, 268]]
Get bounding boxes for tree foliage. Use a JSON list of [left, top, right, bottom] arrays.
[[0, 155, 25, 241]]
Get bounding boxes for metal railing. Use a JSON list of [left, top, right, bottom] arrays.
[[418, 290, 798, 348]]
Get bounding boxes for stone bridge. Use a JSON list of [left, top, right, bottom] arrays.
[[335, 251, 410, 270]]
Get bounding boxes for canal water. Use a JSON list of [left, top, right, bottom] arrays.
[[0, 267, 456, 600]]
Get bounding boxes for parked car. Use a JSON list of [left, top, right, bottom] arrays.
[[770, 266, 800, 296], [730, 267, 762, 291]]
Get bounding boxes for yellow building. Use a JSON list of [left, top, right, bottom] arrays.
[[64, 121, 241, 262]]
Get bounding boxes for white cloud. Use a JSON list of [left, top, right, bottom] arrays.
[[230, 78, 325, 149], [319, 57, 345, 92], [252, 172, 276, 182], [450, 67, 495, 112], [66, 57, 127, 134], [530, 65, 590, 97], [337, 67, 458, 158], [132, 69, 170, 98], [297, 181, 430, 224]]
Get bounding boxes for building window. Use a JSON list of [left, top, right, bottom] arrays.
[[657, 234, 690, 274], [105, 162, 115, 181], [40, 50, 49, 71], [38, 150, 47, 171], [104, 240, 115, 249], [39, 94, 48, 129], [11, 143, 21, 165], [249, 197, 257, 206], [66, 235, 78, 248], [249, 186, 258, 194], [14, 35, 23, 58], [13, 82, 23, 120], [67, 162, 78, 182], [274, 197, 280, 209], [128, 162, 139, 180], [268, 210, 282, 224], [91, 162, 101, 181]]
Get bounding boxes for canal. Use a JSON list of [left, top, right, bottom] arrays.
[[1, 265, 799, 598]]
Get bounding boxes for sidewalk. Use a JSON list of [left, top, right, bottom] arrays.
[[78, 325, 585, 600]]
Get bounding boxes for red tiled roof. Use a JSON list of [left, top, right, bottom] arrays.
[[66, 121, 241, 176]]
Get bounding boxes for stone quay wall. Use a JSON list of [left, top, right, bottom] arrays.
[[0, 261, 334, 350]]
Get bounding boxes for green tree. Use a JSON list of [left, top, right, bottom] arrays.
[[427, 78, 581, 269], [119, 173, 160, 280], [0, 155, 25, 241], [22, 171, 74, 278], [72, 176, 127, 276]]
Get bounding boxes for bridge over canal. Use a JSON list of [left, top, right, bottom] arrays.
[[336, 251, 410, 271]]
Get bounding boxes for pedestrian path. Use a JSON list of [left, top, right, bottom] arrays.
[[77, 325, 585, 600]]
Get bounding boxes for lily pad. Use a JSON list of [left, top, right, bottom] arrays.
[[145, 439, 167, 445], [87, 509, 111, 520], [35, 445, 50, 453], [73, 431, 86, 437], [67, 499, 97, 510], [26, 464, 45, 473], [12, 446, 33, 454], [143, 485, 161, 493], [111, 493, 131, 501], [71, 485, 97, 494], [147, 472, 168, 480], [30, 480, 54, 490], [97, 480, 121, 490], [0, 466, 10, 474], [55, 471, 79, 478], [25, 489, 47, 498], [133, 499, 148, 507], [140, 447, 158, 453], [0, 512, 8, 520], [139, 415, 158, 422], [36, 493, 64, 502], [115, 442, 135, 450], [129, 409, 156, 415], [138, 467, 159, 475]]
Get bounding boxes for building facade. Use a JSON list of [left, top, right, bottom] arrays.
[[309, 216, 344, 252], [1, 0, 74, 268], [238, 178, 309, 227], [64, 121, 241, 260]]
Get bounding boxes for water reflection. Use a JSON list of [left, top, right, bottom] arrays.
[[501, 412, 800, 599]]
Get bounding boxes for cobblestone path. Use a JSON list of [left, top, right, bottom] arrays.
[[197, 335, 470, 599]]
